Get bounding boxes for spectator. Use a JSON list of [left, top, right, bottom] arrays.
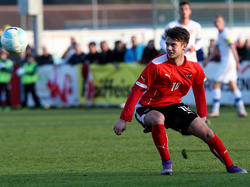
[[62, 36, 77, 64], [86, 42, 100, 64], [243, 38, 250, 61], [99, 41, 114, 64], [68, 44, 86, 65], [140, 40, 159, 64], [207, 39, 220, 62], [236, 38, 246, 63], [21, 45, 34, 66], [113, 40, 126, 63], [0, 49, 13, 110], [18, 56, 41, 108], [36, 46, 54, 66], [124, 36, 145, 63]]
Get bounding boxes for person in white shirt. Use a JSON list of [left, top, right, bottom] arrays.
[[204, 15, 247, 118], [160, 1, 202, 62]]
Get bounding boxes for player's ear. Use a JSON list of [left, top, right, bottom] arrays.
[[182, 43, 188, 50]]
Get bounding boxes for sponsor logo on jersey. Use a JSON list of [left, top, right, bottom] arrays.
[[165, 73, 171, 78], [186, 73, 192, 78]]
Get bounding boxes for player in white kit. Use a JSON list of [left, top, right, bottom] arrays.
[[160, 1, 202, 62], [204, 15, 247, 117]]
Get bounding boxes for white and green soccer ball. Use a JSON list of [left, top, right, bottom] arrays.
[[1, 27, 28, 53]]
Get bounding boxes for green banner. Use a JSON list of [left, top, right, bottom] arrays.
[[91, 63, 145, 104]]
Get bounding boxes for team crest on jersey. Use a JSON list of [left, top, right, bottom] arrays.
[[186, 73, 192, 78]]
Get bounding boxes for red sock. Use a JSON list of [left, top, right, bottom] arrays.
[[151, 124, 170, 161], [207, 133, 233, 168]]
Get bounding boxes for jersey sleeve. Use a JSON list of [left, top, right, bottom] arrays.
[[192, 82, 207, 118], [120, 62, 157, 122], [193, 63, 206, 85], [136, 62, 157, 90], [194, 23, 202, 51], [192, 63, 207, 117], [223, 29, 233, 45]]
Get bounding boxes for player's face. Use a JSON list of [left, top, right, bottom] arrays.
[[179, 4, 191, 20], [214, 17, 225, 31], [166, 37, 186, 59]]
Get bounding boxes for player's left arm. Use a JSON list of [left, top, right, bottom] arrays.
[[229, 43, 241, 72], [192, 64, 207, 120], [224, 31, 241, 71], [192, 82, 207, 119]]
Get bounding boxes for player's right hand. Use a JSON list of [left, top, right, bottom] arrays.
[[113, 119, 126, 135]]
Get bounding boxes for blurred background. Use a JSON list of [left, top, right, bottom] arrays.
[[1, 0, 250, 29]]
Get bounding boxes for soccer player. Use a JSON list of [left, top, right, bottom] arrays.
[[160, 1, 202, 62], [113, 27, 247, 175], [203, 15, 247, 117]]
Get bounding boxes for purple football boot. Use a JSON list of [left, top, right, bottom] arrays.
[[227, 165, 248, 174], [161, 159, 173, 175]]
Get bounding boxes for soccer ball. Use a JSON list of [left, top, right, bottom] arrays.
[[1, 27, 28, 53]]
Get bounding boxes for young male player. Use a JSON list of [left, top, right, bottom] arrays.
[[160, 1, 202, 62], [113, 27, 247, 175], [204, 15, 247, 117]]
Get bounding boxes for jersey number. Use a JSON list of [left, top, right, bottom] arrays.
[[171, 82, 181, 91]]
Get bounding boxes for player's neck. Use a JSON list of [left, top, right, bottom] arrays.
[[218, 28, 224, 33], [179, 18, 190, 25], [169, 55, 185, 66]]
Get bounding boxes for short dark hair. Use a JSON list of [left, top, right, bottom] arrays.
[[165, 27, 190, 44], [179, 1, 190, 7], [89, 41, 96, 47]]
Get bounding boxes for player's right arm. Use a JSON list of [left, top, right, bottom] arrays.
[[113, 62, 157, 135]]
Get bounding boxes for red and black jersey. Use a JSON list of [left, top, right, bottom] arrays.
[[120, 54, 207, 122]]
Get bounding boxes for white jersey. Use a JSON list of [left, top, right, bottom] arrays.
[[215, 28, 237, 83], [160, 20, 202, 62]]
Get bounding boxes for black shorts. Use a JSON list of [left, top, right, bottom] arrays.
[[134, 103, 198, 135]]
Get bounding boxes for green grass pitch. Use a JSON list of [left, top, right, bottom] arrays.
[[0, 106, 249, 186]]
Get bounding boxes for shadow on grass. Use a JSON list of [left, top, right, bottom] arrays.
[[0, 171, 229, 181], [0, 171, 249, 186]]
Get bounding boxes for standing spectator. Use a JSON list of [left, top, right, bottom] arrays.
[[113, 40, 126, 63], [68, 44, 86, 65], [204, 15, 247, 117], [141, 40, 159, 64], [124, 36, 145, 63], [236, 38, 246, 63], [99, 41, 114, 64], [0, 49, 13, 110], [21, 45, 34, 66], [243, 38, 250, 61], [36, 46, 54, 66], [18, 56, 41, 108], [62, 36, 77, 64], [207, 39, 220, 62], [86, 42, 100, 64], [160, 1, 202, 62]]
